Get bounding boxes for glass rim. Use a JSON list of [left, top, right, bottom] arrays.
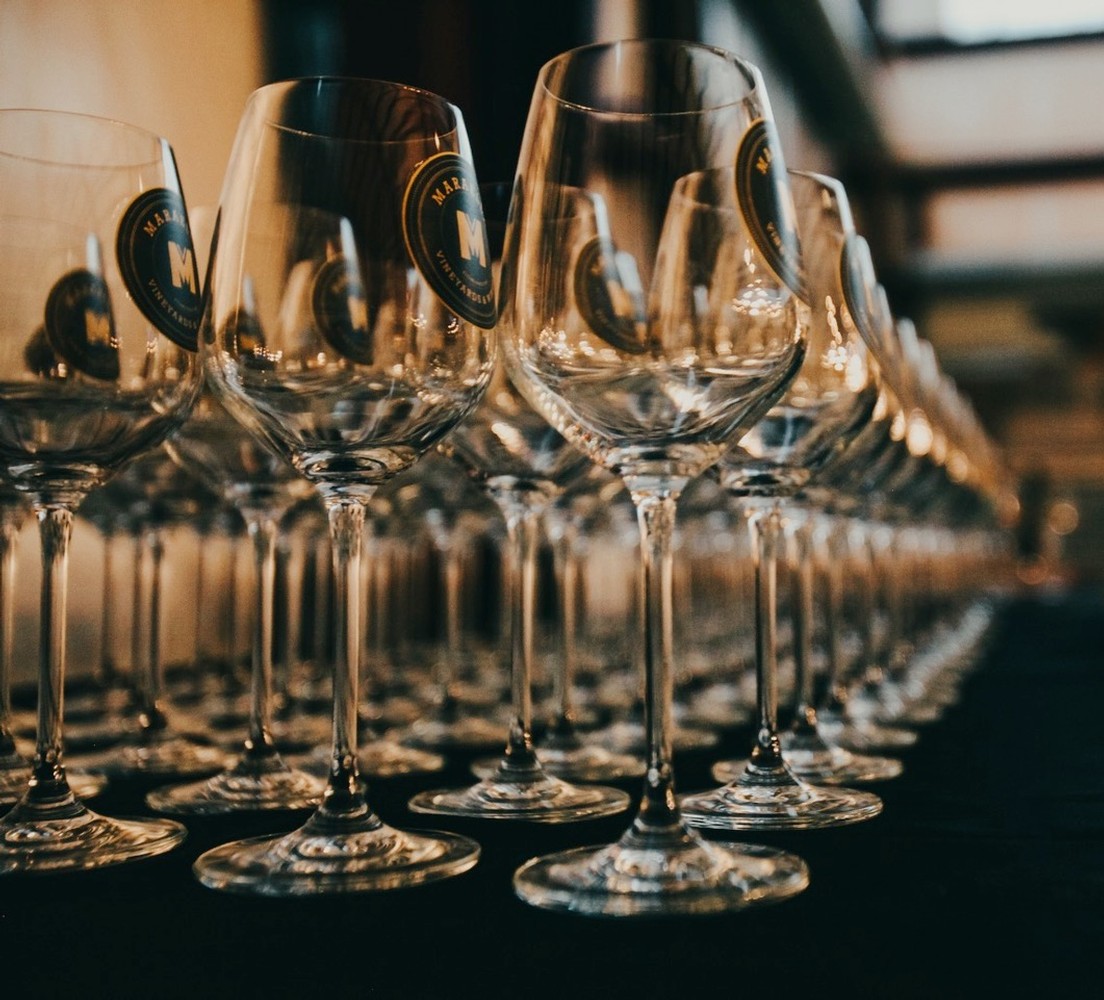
[[0, 107, 170, 169], [537, 38, 762, 118], [246, 75, 464, 146], [789, 168, 855, 233]]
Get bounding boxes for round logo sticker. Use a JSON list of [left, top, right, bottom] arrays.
[[402, 152, 496, 330], [311, 255, 373, 365], [115, 187, 202, 351], [573, 236, 648, 355], [734, 119, 807, 302], [42, 268, 120, 380]]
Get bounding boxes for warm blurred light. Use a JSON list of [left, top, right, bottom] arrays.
[[1048, 499, 1080, 536]]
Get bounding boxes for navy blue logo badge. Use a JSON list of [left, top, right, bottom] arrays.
[[402, 152, 496, 330], [311, 255, 373, 365], [41, 268, 120, 380], [573, 236, 648, 355], [734, 119, 806, 302], [116, 187, 201, 351]]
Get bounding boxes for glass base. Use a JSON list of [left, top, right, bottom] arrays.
[[712, 743, 903, 787], [470, 743, 645, 783], [0, 759, 108, 806], [0, 789, 185, 874], [145, 751, 325, 815], [398, 715, 505, 754], [408, 759, 630, 823], [513, 823, 809, 917], [590, 720, 718, 756], [681, 760, 883, 831], [357, 739, 446, 779], [77, 733, 228, 779], [818, 715, 918, 753], [291, 739, 446, 781], [193, 808, 480, 896]]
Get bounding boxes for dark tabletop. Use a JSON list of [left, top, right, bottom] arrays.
[[1, 589, 1101, 999]]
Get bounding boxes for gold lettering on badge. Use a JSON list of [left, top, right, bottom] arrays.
[[84, 309, 112, 347], [455, 210, 487, 267], [167, 241, 196, 292]]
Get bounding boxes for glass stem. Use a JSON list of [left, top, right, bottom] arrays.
[[96, 526, 119, 690], [243, 511, 279, 761], [437, 539, 462, 715], [786, 506, 819, 739], [319, 498, 370, 821], [275, 526, 306, 714], [817, 516, 849, 718], [745, 499, 786, 774], [30, 505, 73, 801], [497, 492, 542, 773], [0, 514, 21, 759], [547, 507, 579, 741], [629, 488, 682, 835], [136, 526, 170, 738]]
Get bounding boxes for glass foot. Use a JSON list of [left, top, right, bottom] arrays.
[[470, 744, 645, 783], [193, 809, 480, 896], [0, 761, 107, 806], [398, 715, 505, 754], [408, 759, 630, 823], [513, 823, 808, 917], [78, 733, 228, 779], [818, 715, 918, 753], [681, 760, 883, 831], [590, 719, 718, 756], [356, 739, 445, 778], [712, 744, 902, 787], [0, 789, 185, 874], [145, 752, 325, 815]]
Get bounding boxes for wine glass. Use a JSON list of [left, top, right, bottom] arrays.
[[144, 381, 326, 813], [0, 107, 202, 871], [498, 40, 811, 915], [75, 446, 230, 779], [407, 182, 631, 822], [191, 76, 492, 895], [704, 179, 902, 791], [386, 451, 507, 754], [679, 170, 884, 831]]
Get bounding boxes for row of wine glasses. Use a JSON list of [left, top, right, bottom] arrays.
[[0, 40, 1016, 919]]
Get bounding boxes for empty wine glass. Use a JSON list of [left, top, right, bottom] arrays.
[[75, 446, 230, 780], [499, 40, 811, 915], [408, 181, 631, 822], [679, 170, 884, 831], [145, 382, 325, 813], [191, 77, 492, 894], [0, 107, 202, 871]]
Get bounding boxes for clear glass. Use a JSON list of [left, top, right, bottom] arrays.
[[680, 170, 884, 830], [0, 108, 201, 871], [499, 40, 811, 915], [75, 448, 229, 779], [145, 383, 325, 813], [191, 77, 490, 895], [408, 180, 631, 821]]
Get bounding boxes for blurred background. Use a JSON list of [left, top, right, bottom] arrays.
[[1, 0, 1101, 670]]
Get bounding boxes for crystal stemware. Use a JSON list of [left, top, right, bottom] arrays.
[[191, 76, 491, 895], [0, 108, 202, 871], [145, 383, 325, 813], [679, 170, 884, 831], [499, 40, 811, 915]]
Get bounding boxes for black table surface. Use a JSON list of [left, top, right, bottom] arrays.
[[2, 589, 1102, 999]]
